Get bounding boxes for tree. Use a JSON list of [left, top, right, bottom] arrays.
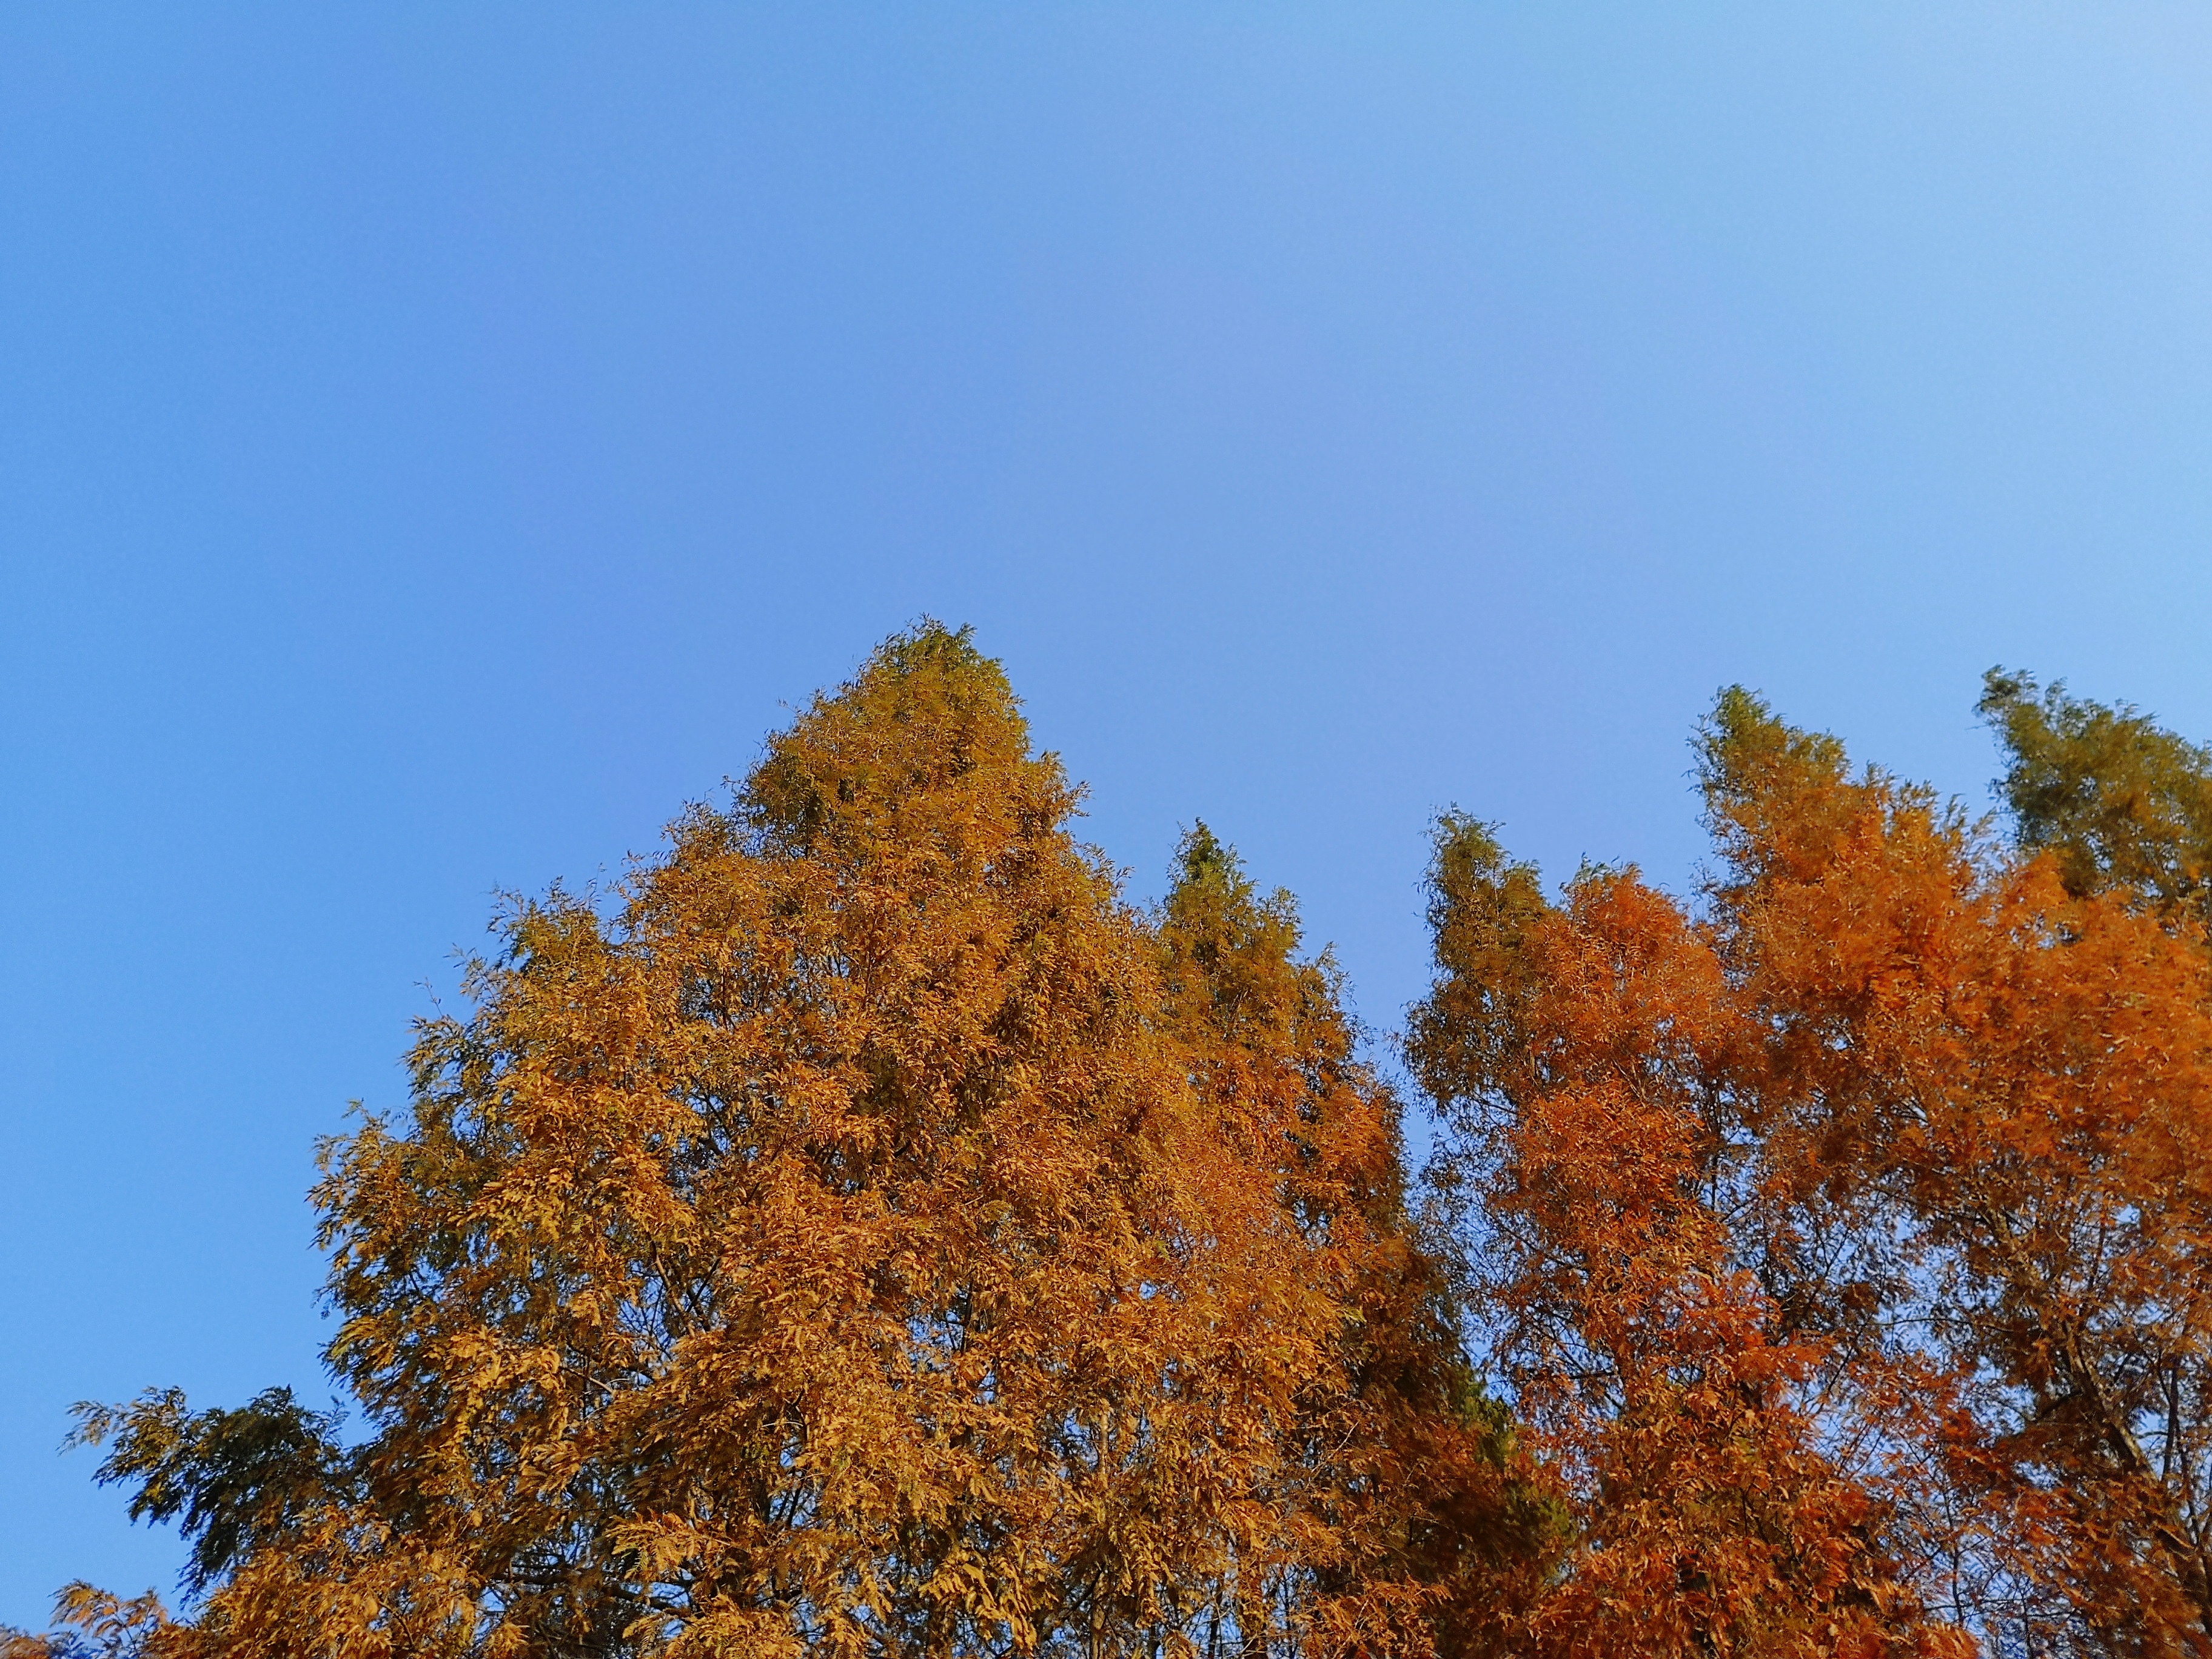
[[1414, 685, 2212, 1655], [52, 626, 1532, 1658], [1701, 688, 2212, 1652], [1409, 819, 1968, 1659], [1979, 669, 2212, 933], [1153, 827, 1560, 1657]]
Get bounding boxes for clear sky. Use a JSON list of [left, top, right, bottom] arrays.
[[7, 2, 2212, 1626]]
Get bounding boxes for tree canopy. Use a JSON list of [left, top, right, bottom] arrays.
[[18, 633, 2212, 1659], [1412, 682, 2212, 1657], [18, 626, 1533, 1659]]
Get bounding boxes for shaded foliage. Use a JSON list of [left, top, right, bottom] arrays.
[[66, 1390, 351, 1601]]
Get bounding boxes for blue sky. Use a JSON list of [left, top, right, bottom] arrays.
[[7, 2, 2212, 1625]]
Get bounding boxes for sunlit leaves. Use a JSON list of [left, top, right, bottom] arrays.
[[1416, 684, 2212, 1657], [50, 626, 1522, 1658]]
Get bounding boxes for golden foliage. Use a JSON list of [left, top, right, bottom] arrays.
[[59, 626, 1527, 1657]]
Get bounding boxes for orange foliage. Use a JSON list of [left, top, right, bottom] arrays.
[[1155, 827, 1558, 1656], [56, 635, 2212, 1658], [1704, 690, 2212, 1652], [1414, 688, 2212, 1657], [1414, 843, 1965, 1659]]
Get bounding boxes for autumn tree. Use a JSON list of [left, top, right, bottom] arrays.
[[1409, 819, 1966, 1659], [1154, 827, 1560, 1657], [46, 626, 1533, 1659], [67, 626, 2212, 1657], [1706, 688, 2212, 1652], [1414, 684, 2212, 1657]]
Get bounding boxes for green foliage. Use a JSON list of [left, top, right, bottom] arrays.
[[1403, 814, 1549, 1115], [1980, 666, 2212, 930]]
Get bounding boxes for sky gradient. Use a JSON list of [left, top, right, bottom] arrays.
[[7, 2, 2212, 1626]]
